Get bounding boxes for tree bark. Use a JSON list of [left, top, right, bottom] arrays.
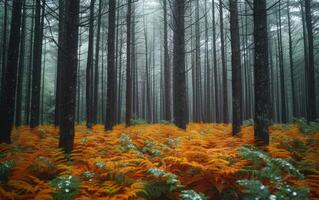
[[15, 1, 27, 127], [58, 0, 80, 153], [125, 0, 132, 126], [219, 0, 228, 123], [30, 0, 45, 128], [55, 0, 64, 127], [230, 0, 241, 135], [0, 0, 23, 143], [163, 0, 171, 121], [173, 0, 187, 129], [105, 0, 116, 130], [93, 0, 102, 124], [305, 0, 317, 121], [253, 0, 271, 145]]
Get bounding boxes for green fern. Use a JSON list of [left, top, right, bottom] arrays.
[[294, 118, 319, 133], [0, 160, 15, 182], [50, 175, 80, 200], [238, 146, 309, 200], [180, 190, 208, 200]]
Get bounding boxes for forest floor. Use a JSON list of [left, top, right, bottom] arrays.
[[0, 123, 318, 200]]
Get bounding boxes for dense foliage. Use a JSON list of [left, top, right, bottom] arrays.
[[0, 123, 318, 199]]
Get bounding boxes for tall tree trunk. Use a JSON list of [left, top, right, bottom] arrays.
[[0, 0, 8, 97], [30, 0, 45, 128], [125, 0, 132, 126], [219, 0, 228, 123], [204, 0, 211, 122], [277, 2, 287, 123], [15, 1, 27, 127], [86, 0, 95, 129], [287, 0, 296, 118], [173, 0, 187, 129], [25, 0, 35, 124], [212, 0, 219, 123], [58, 0, 80, 153], [195, 0, 202, 122], [143, 16, 151, 122], [0, 0, 23, 143], [105, 0, 116, 130], [93, 0, 102, 124], [41, 38, 46, 124], [253, 0, 271, 145], [230, 0, 241, 135], [305, 0, 317, 121], [163, 0, 171, 121], [55, 0, 64, 127]]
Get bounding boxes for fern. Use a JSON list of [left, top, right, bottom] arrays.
[[294, 118, 319, 133], [130, 118, 147, 125], [0, 160, 15, 182], [180, 190, 208, 200], [238, 146, 309, 200], [237, 179, 270, 200], [50, 175, 80, 200]]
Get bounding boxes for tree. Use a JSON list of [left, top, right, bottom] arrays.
[[55, 0, 65, 127], [172, 0, 187, 129], [86, 0, 95, 129], [0, 0, 8, 97], [287, 0, 296, 118], [229, 0, 241, 135], [253, 0, 271, 145], [105, 0, 116, 130], [305, 0, 317, 122], [0, 0, 23, 143], [30, 0, 45, 128], [93, 0, 102, 124], [58, 0, 80, 153], [163, 0, 171, 121], [15, 1, 27, 127], [125, 0, 132, 126], [212, 0, 219, 123], [220, 0, 228, 123]]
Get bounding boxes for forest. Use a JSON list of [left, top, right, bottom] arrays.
[[0, 0, 319, 199]]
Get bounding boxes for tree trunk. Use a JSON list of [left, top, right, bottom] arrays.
[[212, 0, 219, 123], [173, 0, 187, 129], [93, 0, 102, 124], [287, 0, 296, 118], [277, 2, 287, 123], [58, 0, 80, 153], [86, 0, 95, 129], [163, 0, 171, 121], [230, 0, 241, 135], [253, 0, 271, 145], [0, 0, 23, 143], [125, 0, 132, 126], [0, 0, 8, 97], [55, 0, 64, 127], [25, 0, 35, 124], [15, 1, 27, 127], [30, 0, 45, 128], [219, 0, 228, 123], [305, 0, 317, 121], [105, 0, 116, 130]]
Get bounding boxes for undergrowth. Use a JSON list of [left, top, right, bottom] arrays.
[[0, 123, 318, 199]]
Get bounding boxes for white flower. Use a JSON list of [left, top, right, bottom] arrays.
[[287, 188, 291, 192], [292, 192, 297, 196], [260, 185, 265, 190], [68, 176, 72, 180], [269, 195, 277, 200], [65, 188, 70, 193]]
